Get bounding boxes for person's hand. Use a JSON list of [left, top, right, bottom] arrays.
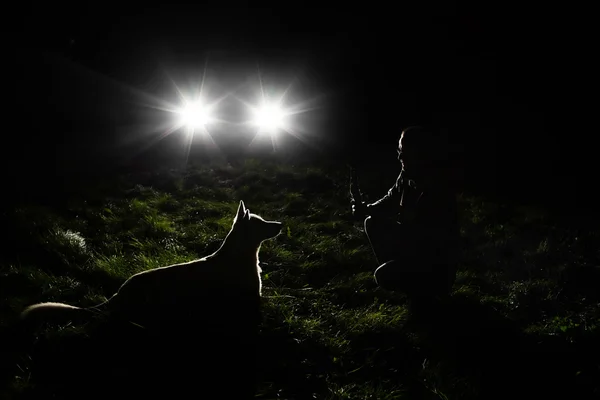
[[351, 200, 367, 220]]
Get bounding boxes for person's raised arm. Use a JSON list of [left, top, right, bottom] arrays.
[[365, 172, 403, 218]]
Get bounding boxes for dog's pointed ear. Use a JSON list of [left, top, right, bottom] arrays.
[[235, 200, 246, 222]]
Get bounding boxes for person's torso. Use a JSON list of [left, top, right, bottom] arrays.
[[396, 175, 457, 231]]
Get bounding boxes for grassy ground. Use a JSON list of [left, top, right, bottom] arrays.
[[1, 157, 599, 399]]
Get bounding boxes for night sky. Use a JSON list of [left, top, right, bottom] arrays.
[[7, 3, 592, 213]]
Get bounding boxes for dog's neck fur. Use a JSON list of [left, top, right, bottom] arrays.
[[211, 225, 263, 271]]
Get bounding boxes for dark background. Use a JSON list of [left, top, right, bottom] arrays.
[[5, 3, 593, 215]]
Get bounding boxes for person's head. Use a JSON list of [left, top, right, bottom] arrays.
[[397, 126, 449, 180]]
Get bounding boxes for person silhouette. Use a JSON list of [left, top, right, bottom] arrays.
[[352, 126, 460, 310]]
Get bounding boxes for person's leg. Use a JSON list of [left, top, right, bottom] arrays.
[[365, 216, 456, 300], [363, 216, 403, 265], [374, 259, 408, 291], [376, 262, 453, 296], [365, 215, 419, 292], [374, 259, 439, 295]]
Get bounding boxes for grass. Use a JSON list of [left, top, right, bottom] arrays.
[[1, 157, 599, 399]]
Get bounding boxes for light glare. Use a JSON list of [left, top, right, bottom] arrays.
[[253, 103, 286, 131], [178, 101, 213, 129]]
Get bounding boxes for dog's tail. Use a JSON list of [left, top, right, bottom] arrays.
[[20, 301, 104, 327]]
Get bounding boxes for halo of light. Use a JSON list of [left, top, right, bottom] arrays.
[[177, 100, 214, 129], [252, 102, 287, 131]]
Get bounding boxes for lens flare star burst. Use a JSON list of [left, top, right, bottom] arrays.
[[251, 101, 287, 132], [124, 60, 328, 167], [230, 65, 327, 153], [177, 100, 215, 129]]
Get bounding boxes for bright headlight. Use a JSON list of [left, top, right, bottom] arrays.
[[251, 102, 287, 131], [177, 100, 215, 129]]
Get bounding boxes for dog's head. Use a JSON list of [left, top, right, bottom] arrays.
[[233, 200, 282, 243]]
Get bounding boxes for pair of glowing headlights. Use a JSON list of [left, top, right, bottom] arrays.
[[177, 99, 288, 132]]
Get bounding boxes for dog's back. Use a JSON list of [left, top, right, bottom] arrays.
[[107, 257, 262, 331]]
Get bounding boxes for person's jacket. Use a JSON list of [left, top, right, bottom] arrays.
[[366, 169, 460, 294]]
